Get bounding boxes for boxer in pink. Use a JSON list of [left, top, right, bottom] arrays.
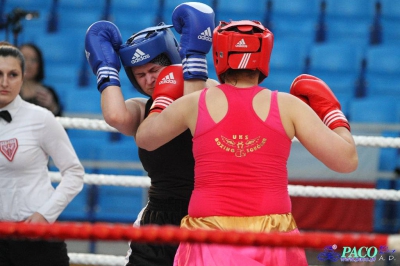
[[136, 19, 358, 266]]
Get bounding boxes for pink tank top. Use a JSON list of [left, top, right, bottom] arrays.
[[190, 84, 292, 217]]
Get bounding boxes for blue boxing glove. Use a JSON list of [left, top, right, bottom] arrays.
[[85, 20, 122, 92], [172, 2, 215, 81]]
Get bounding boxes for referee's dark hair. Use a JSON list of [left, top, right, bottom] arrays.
[[0, 41, 25, 74]]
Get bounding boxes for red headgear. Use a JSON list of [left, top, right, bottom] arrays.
[[212, 20, 274, 83]]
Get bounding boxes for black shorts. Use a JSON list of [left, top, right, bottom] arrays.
[[0, 238, 69, 266], [126, 197, 189, 266]]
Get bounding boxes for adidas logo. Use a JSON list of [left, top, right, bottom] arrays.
[[235, 39, 247, 48], [159, 72, 177, 85], [130, 48, 150, 64], [198, 27, 212, 42], [85, 50, 90, 61]]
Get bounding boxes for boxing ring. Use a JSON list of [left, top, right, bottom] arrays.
[[2, 117, 400, 265]]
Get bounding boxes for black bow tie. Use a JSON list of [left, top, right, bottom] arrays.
[[0, 110, 11, 123]]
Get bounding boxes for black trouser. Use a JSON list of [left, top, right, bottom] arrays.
[[0, 238, 69, 266], [126, 197, 189, 266]]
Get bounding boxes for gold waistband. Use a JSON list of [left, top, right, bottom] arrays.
[[180, 213, 297, 233]]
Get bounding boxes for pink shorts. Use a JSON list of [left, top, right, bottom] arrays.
[[173, 214, 308, 266]]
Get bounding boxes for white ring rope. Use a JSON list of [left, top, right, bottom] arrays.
[[56, 117, 117, 132], [52, 116, 400, 201], [287, 185, 400, 200], [40, 117, 400, 265], [49, 171, 400, 201], [68, 253, 125, 266], [50, 172, 151, 187], [57, 117, 400, 147]]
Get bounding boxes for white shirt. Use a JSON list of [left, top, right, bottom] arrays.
[[0, 95, 84, 223]]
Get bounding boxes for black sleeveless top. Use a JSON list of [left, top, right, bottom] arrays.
[[138, 99, 194, 201]]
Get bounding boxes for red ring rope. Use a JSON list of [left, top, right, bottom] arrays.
[[0, 221, 390, 249]]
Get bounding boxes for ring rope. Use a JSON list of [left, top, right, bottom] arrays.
[[46, 116, 400, 265], [57, 117, 400, 148], [68, 253, 125, 266], [57, 117, 117, 132], [3, 220, 399, 266], [49, 171, 400, 200], [50, 172, 151, 187], [1, 221, 398, 250]]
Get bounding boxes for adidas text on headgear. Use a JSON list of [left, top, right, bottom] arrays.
[[212, 20, 274, 84], [119, 23, 181, 96]]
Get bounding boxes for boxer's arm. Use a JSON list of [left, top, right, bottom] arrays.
[[173, 2, 216, 95], [101, 87, 146, 136], [136, 92, 198, 150], [85, 21, 147, 136], [290, 74, 350, 131], [282, 92, 358, 173], [85, 21, 122, 92], [184, 80, 206, 94]]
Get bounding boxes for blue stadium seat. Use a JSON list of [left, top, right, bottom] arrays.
[[93, 185, 144, 223], [349, 96, 400, 180], [365, 44, 400, 98], [381, 20, 400, 45], [379, 132, 400, 171], [380, 0, 400, 22], [379, 0, 400, 44], [366, 44, 400, 76], [271, 0, 320, 22], [373, 179, 400, 233], [260, 40, 309, 92], [272, 18, 317, 45], [69, 141, 102, 175], [101, 138, 139, 160], [162, 0, 214, 24], [64, 88, 102, 114], [215, 0, 265, 22], [325, 18, 370, 47], [5, 0, 51, 12], [270, 40, 309, 72], [68, 129, 111, 143], [58, 9, 102, 34], [320, 0, 376, 45], [366, 75, 400, 99], [33, 32, 83, 66], [96, 141, 143, 176], [308, 42, 364, 76], [43, 63, 78, 89], [59, 0, 105, 10], [307, 42, 364, 97], [261, 70, 298, 93], [111, 0, 159, 14], [271, 0, 320, 40], [324, 0, 375, 22], [348, 96, 399, 123], [110, 0, 158, 30], [112, 11, 157, 35], [396, 180, 400, 228], [68, 131, 107, 160]]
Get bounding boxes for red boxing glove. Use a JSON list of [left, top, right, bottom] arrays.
[[149, 64, 184, 114], [290, 74, 350, 131]]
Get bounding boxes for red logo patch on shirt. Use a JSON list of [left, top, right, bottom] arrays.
[[0, 138, 18, 161]]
